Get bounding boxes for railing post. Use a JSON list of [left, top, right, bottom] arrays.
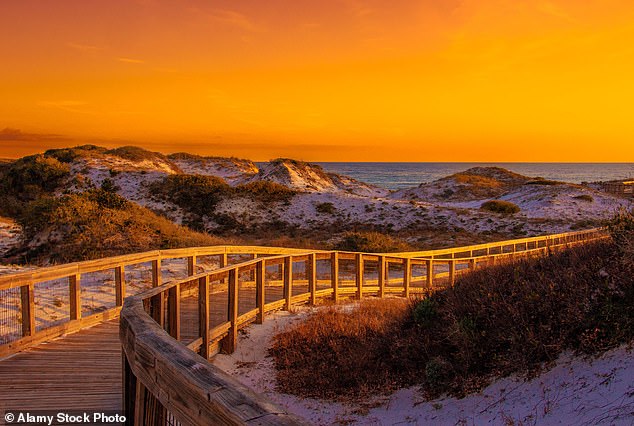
[[151, 259, 164, 327], [20, 283, 36, 337], [308, 254, 317, 305], [152, 259, 161, 287], [449, 260, 456, 287], [187, 255, 197, 276], [385, 260, 391, 286], [378, 256, 386, 298], [168, 283, 180, 340], [403, 258, 411, 298], [283, 257, 293, 310], [222, 269, 238, 354], [355, 253, 364, 300], [133, 381, 146, 426], [220, 253, 228, 283], [115, 266, 126, 307], [199, 275, 210, 358], [331, 252, 339, 303], [469, 259, 476, 272], [426, 259, 433, 293], [256, 260, 265, 324], [69, 274, 81, 321], [123, 353, 137, 426]]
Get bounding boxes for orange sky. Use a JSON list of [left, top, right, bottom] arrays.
[[1, 0, 633, 161]]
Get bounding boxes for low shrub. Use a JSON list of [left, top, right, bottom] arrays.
[[13, 191, 225, 263], [573, 194, 594, 202], [480, 200, 520, 214], [525, 178, 561, 186], [270, 213, 634, 400], [105, 146, 167, 162], [333, 231, 412, 253], [150, 174, 231, 216], [315, 202, 336, 214], [235, 181, 296, 203]]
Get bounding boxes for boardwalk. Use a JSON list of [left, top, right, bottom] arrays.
[[0, 320, 122, 412], [0, 288, 282, 414]]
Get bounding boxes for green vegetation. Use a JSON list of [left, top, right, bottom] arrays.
[[525, 178, 562, 186], [151, 175, 296, 218], [270, 212, 634, 400], [315, 202, 336, 215], [573, 194, 594, 202], [105, 146, 167, 162], [333, 231, 412, 253], [12, 189, 225, 263], [0, 154, 71, 217], [480, 200, 521, 214]]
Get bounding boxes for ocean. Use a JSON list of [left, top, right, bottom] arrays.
[[316, 163, 634, 191]]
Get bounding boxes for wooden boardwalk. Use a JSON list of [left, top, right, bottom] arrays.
[[0, 320, 122, 412], [0, 288, 285, 413]]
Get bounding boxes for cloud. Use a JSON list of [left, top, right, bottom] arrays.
[[117, 57, 146, 64], [0, 128, 69, 142]]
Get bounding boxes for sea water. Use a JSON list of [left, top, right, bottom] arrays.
[[316, 163, 634, 191]]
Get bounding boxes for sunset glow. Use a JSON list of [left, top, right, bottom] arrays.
[[1, 0, 634, 161]]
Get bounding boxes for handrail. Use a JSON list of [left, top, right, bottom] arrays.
[[119, 227, 607, 425], [0, 227, 607, 360]]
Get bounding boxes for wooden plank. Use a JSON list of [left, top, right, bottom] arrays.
[[168, 283, 180, 340], [20, 284, 35, 337], [378, 256, 386, 298], [403, 258, 411, 298], [449, 260, 456, 287], [308, 254, 317, 305], [283, 257, 292, 310], [355, 253, 364, 300], [256, 260, 265, 324], [115, 265, 125, 307], [331, 252, 339, 303], [426, 259, 433, 292], [69, 274, 81, 321], [222, 269, 238, 354], [198, 275, 210, 359], [187, 255, 196, 276]]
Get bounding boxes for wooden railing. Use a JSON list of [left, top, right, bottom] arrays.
[[0, 228, 608, 424], [118, 228, 606, 425]]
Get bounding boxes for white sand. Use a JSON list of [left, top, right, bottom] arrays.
[[212, 308, 634, 426]]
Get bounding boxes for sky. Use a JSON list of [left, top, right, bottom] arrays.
[[1, 0, 633, 161]]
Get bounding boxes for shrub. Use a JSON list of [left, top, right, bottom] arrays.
[[0, 155, 70, 211], [270, 218, 634, 400], [413, 298, 437, 326], [573, 194, 594, 202], [525, 178, 561, 186], [333, 231, 412, 253], [315, 202, 336, 215], [13, 191, 225, 263], [150, 174, 231, 216], [235, 181, 296, 203], [480, 200, 520, 214], [105, 146, 166, 162]]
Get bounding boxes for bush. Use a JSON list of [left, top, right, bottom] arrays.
[[0, 155, 70, 214], [573, 194, 594, 202], [150, 174, 231, 216], [525, 179, 561, 186], [13, 191, 225, 263], [480, 200, 520, 214], [333, 231, 412, 253], [315, 202, 336, 215], [105, 146, 166, 162], [270, 218, 634, 400], [235, 181, 296, 203]]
